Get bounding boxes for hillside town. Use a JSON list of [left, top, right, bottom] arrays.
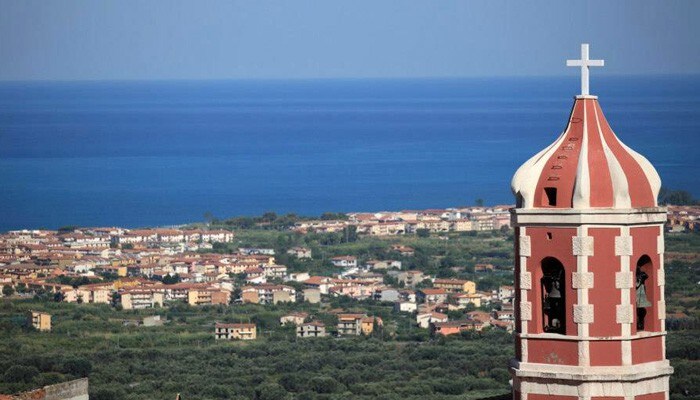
[[293, 205, 513, 235], [2, 204, 698, 342]]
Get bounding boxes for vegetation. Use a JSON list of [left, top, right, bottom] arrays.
[[659, 188, 699, 206], [221, 228, 515, 289], [0, 299, 512, 400]]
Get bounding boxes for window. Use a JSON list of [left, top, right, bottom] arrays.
[[635, 255, 653, 331], [541, 257, 566, 334], [544, 187, 557, 206]]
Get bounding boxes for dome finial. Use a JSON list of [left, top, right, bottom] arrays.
[[566, 43, 604, 97]]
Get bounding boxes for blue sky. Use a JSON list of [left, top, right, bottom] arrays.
[[0, 0, 698, 81]]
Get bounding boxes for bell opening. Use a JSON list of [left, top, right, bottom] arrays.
[[541, 257, 566, 335], [635, 255, 653, 332]]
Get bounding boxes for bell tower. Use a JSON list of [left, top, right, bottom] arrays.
[[509, 44, 672, 400]]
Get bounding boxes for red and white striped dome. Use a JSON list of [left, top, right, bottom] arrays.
[[511, 96, 661, 209]]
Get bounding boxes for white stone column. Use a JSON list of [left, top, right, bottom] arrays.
[[615, 225, 633, 365], [519, 227, 531, 362], [573, 225, 594, 367]]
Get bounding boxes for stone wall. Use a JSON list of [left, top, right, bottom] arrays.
[[5, 378, 88, 400]]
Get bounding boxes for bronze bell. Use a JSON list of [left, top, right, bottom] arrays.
[[636, 268, 652, 308], [548, 282, 562, 299], [636, 285, 651, 308]]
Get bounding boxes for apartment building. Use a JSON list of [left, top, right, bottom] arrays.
[[214, 323, 256, 340], [30, 311, 51, 332], [297, 321, 327, 338]]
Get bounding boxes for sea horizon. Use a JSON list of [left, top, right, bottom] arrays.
[[1, 75, 699, 231]]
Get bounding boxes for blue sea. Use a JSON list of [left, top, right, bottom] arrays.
[[0, 76, 698, 231]]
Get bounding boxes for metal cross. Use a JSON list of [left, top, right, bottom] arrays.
[[566, 43, 604, 96]]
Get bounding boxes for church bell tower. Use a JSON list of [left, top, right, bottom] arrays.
[[509, 44, 673, 400]]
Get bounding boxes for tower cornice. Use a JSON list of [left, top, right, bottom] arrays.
[[511, 206, 667, 226]]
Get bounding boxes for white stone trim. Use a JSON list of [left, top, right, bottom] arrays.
[[511, 207, 667, 226], [615, 235, 633, 256], [616, 304, 633, 324], [658, 225, 666, 330], [512, 358, 673, 381], [596, 103, 633, 209], [515, 373, 671, 398], [572, 225, 593, 342], [520, 271, 532, 290], [521, 337, 528, 363], [657, 233, 665, 254], [575, 226, 591, 341], [519, 227, 529, 336], [622, 339, 632, 366], [578, 341, 590, 368], [510, 115, 572, 209], [574, 304, 594, 324], [618, 226, 632, 338], [612, 119, 663, 206], [572, 100, 591, 209], [516, 330, 666, 341], [572, 272, 594, 289], [615, 271, 633, 289], [519, 236, 531, 257], [510, 359, 673, 382], [657, 300, 666, 320], [520, 301, 532, 321], [573, 236, 594, 256]]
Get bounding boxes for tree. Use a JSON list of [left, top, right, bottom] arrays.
[[16, 282, 27, 293], [342, 225, 358, 243], [475, 198, 484, 207], [3, 365, 39, 383], [61, 357, 92, 377], [204, 211, 214, 225], [262, 212, 278, 223], [659, 187, 698, 205], [162, 273, 181, 285], [111, 292, 121, 307], [416, 228, 430, 238], [2, 285, 14, 297], [254, 383, 288, 400]]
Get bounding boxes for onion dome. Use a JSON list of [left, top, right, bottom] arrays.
[[511, 96, 661, 209], [511, 44, 660, 210]]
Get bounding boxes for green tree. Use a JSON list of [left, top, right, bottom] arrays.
[[659, 188, 698, 205], [342, 225, 358, 243], [416, 228, 430, 238], [3, 365, 39, 383], [2, 285, 14, 297], [254, 383, 288, 400], [162, 273, 181, 285], [61, 357, 92, 377], [262, 211, 278, 223]]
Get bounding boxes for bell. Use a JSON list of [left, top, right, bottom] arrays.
[[548, 282, 562, 299], [636, 284, 652, 308]]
